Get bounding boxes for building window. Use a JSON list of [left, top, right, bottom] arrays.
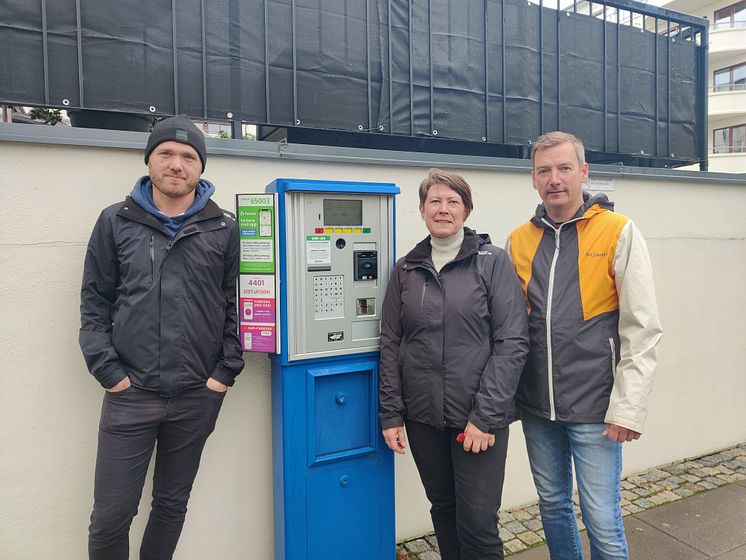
[[713, 124, 746, 153], [714, 1, 746, 30], [714, 63, 746, 92]]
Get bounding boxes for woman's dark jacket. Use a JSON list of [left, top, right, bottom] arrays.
[[378, 227, 529, 433], [79, 196, 244, 396]]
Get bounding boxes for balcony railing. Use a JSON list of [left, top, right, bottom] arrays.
[[712, 21, 746, 31], [711, 83, 746, 92], [713, 146, 746, 154]]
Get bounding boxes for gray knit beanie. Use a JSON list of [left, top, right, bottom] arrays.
[[144, 115, 207, 172]]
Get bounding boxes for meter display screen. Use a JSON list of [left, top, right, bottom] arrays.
[[323, 199, 363, 226]]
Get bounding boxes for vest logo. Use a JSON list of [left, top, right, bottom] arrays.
[[586, 251, 608, 257]]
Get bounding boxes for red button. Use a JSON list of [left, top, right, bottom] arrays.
[[314, 228, 323, 234]]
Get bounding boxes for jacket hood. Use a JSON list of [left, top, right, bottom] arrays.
[[404, 227, 491, 265], [531, 190, 615, 228], [130, 176, 216, 237]]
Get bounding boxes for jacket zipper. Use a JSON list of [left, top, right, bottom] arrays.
[[438, 271, 447, 427], [419, 264, 446, 426], [609, 337, 617, 379], [544, 225, 561, 421], [540, 216, 583, 421], [149, 234, 155, 283], [164, 222, 209, 253]]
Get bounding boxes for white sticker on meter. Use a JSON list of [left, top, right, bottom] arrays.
[[306, 235, 331, 265]]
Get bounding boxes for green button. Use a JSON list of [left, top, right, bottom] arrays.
[[363, 227, 371, 233]]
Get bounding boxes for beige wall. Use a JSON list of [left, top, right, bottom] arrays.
[[1, 137, 745, 560]]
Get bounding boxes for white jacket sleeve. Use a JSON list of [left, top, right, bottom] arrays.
[[605, 220, 663, 433]]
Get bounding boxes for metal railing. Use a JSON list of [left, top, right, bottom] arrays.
[[711, 83, 746, 92], [712, 20, 746, 31], [713, 145, 746, 153], [549, 0, 708, 168]]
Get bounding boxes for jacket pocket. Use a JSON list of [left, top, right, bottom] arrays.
[[420, 277, 429, 312], [608, 337, 617, 379], [149, 234, 155, 283]]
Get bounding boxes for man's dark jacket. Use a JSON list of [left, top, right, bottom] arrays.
[[79, 196, 244, 396]]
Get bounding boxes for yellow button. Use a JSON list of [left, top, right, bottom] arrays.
[[335, 228, 343, 234], [324, 228, 333, 234], [344, 227, 353, 234], [353, 227, 362, 234]]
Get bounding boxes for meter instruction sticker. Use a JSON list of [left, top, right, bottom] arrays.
[[240, 324, 276, 353], [236, 193, 280, 354], [238, 194, 275, 274], [306, 235, 331, 265], [240, 275, 276, 324], [241, 239, 274, 273]]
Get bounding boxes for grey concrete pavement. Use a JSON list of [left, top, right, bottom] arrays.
[[397, 444, 746, 559], [509, 481, 746, 559]]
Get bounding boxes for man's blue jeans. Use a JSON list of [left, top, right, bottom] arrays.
[[521, 412, 628, 560]]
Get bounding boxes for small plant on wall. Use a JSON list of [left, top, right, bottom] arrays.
[[28, 107, 63, 125]]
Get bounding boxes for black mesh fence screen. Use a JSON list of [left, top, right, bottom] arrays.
[[0, 0, 706, 166]]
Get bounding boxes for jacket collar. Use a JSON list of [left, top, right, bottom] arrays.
[[117, 196, 225, 233], [530, 190, 615, 229], [403, 227, 489, 266]]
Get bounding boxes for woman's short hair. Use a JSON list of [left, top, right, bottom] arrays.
[[531, 131, 586, 167], [418, 168, 473, 215]]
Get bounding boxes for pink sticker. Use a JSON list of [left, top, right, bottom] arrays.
[[240, 297, 275, 323], [240, 324, 276, 353]]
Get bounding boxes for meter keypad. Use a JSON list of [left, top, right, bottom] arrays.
[[314, 275, 345, 319]]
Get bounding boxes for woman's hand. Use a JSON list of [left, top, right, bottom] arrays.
[[382, 426, 407, 455], [461, 421, 495, 454]]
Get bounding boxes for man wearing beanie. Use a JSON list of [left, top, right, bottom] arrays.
[[79, 115, 244, 560]]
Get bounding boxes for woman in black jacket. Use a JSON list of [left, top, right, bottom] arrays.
[[379, 169, 529, 560]]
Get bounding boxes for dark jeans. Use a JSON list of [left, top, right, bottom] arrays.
[[405, 419, 509, 560], [88, 384, 226, 560]]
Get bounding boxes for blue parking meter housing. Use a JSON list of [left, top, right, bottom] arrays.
[[266, 179, 398, 560]]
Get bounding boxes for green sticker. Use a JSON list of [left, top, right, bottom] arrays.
[[237, 195, 275, 274]]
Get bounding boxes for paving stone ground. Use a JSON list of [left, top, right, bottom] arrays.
[[395, 442, 746, 559]]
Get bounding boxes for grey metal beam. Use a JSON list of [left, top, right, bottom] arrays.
[[1, 123, 743, 184], [698, 25, 709, 172]]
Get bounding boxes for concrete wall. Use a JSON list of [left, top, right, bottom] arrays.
[[1, 130, 745, 560]]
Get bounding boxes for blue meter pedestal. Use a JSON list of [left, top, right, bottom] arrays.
[[267, 179, 399, 560]]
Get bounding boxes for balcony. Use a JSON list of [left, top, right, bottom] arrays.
[[709, 87, 746, 119], [710, 22, 746, 67]]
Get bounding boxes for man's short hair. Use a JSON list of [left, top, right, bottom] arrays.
[[418, 168, 473, 215], [531, 131, 586, 168]]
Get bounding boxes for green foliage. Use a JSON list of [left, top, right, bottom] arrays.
[[28, 107, 63, 125], [216, 129, 230, 139]]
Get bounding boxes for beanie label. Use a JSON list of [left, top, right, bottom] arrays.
[[175, 129, 188, 142]]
